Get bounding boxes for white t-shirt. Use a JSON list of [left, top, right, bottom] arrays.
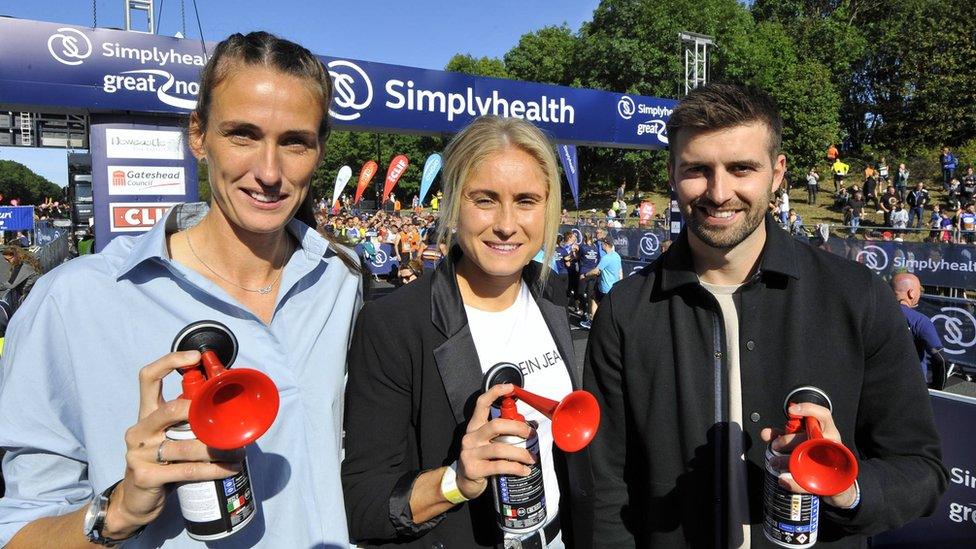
[[465, 282, 573, 547], [701, 280, 750, 549]]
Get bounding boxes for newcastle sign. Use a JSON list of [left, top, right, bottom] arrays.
[[0, 18, 676, 149]]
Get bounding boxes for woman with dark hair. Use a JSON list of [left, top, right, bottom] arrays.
[[0, 32, 361, 547], [343, 116, 591, 548], [1, 245, 42, 306]]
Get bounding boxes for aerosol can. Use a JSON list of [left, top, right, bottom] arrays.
[[491, 396, 547, 535], [166, 421, 256, 541]]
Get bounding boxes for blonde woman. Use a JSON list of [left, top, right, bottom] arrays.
[[343, 116, 590, 548]]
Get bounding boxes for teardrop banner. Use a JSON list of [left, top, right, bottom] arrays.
[[382, 154, 409, 204], [353, 160, 378, 204], [418, 153, 443, 205], [332, 165, 353, 209], [557, 143, 579, 209]]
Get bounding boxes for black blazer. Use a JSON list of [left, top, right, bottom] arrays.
[[342, 249, 593, 548]]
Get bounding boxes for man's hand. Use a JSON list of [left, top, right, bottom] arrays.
[[760, 402, 859, 509]]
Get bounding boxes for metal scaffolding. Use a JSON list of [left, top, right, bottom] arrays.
[[124, 0, 155, 34], [679, 31, 715, 95]]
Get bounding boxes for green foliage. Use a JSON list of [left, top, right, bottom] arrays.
[[197, 161, 210, 202], [0, 160, 63, 205], [444, 54, 509, 79], [719, 21, 841, 176], [504, 25, 577, 85]]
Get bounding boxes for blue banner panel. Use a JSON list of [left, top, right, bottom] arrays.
[[823, 238, 976, 289], [89, 115, 198, 251], [0, 207, 35, 232], [0, 18, 676, 149], [916, 295, 976, 368], [354, 243, 399, 275], [873, 391, 976, 548], [559, 224, 669, 262]]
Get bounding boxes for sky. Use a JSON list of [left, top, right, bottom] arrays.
[[0, 0, 601, 186]]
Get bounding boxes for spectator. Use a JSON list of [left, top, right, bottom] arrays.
[[896, 163, 910, 197], [891, 201, 909, 233], [787, 209, 804, 235], [393, 259, 423, 287], [831, 156, 850, 192], [962, 166, 976, 204], [877, 156, 890, 184], [929, 203, 944, 240], [576, 233, 601, 326], [940, 146, 958, 190], [880, 185, 899, 226], [616, 182, 626, 202], [776, 188, 790, 227], [846, 191, 865, 235], [907, 182, 930, 229], [960, 203, 976, 244], [863, 170, 879, 209], [806, 167, 820, 204], [1, 246, 41, 307], [892, 273, 947, 389], [833, 184, 850, 210]]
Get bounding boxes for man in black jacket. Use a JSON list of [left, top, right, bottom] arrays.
[[584, 83, 946, 548]]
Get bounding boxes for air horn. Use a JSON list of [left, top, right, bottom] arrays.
[[172, 320, 280, 450], [481, 363, 600, 536], [783, 386, 859, 496], [762, 386, 858, 548], [483, 362, 600, 453], [166, 321, 280, 540]]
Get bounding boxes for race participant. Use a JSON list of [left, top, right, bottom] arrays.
[[585, 83, 945, 547], [0, 32, 362, 548], [343, 116, 591, 548], [576, 233, 601, 329]]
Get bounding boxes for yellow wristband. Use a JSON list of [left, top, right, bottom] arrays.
[[440, 461, 469, 504]]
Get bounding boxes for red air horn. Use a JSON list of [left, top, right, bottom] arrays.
[[782, 386, 858, 496], [172, 321, 280, 450], [483, 363, 600, 452]]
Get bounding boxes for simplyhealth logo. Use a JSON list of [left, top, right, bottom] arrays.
[[328, 60, 373, 121], [48, 27, 92, 66], [931, 307, 976, 356]]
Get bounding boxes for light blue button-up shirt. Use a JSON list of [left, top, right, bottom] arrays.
[[0, 203, 362, 547]]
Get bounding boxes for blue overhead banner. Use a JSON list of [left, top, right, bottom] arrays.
[[0, 207, 35, 232], [0, 18, 676, 149]]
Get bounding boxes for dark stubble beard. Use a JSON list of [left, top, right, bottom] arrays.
[[683, 187, 773, 250]]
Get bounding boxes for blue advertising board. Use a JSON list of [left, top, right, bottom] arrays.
[[0, 18, 676, 150], [824, 237, 976, 290], [88, 115, 198, 251], [354, 243, 399, 276], [0, 207, 35, 232], [873, 391, 976, 548]]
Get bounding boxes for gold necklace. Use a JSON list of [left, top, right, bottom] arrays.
[[185, 230, 287, 295]]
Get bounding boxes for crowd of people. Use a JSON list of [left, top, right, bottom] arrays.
[[804, 146, 976, 242]]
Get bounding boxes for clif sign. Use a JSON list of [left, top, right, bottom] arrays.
[[0, 18, 676, 149], [109, 203, 176, 232]]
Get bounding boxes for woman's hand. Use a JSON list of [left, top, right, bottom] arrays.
[[102, 350, 246, 538], [455, 383, 537, 500], [760, 403, 859, 509]]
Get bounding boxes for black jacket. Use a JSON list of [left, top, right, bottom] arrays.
[[584, 216, 947, 548], [343, 249, 593, 548]]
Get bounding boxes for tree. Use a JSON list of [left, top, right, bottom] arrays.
[[0, 160, 63, 205], [444, 54, 509, 79], [504, 25, 578, 85]]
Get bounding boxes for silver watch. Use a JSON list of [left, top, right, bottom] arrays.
[[83, 480, 143, 546]]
